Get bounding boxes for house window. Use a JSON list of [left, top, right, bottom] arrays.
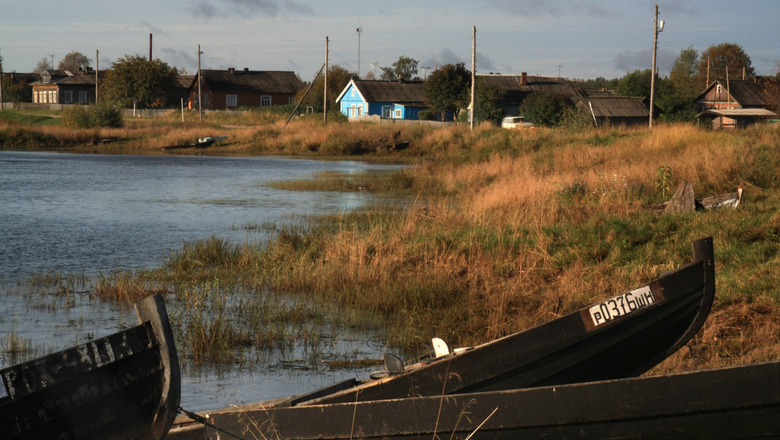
[[79, 91, 88, 103], [65, 91, 73, 104], [716, 85, 722, 94], [358, 105, 363, 116], [382, 106, 392, 118], [351, 104, 356, 117], [289, 97, 295, 105], [226, 94, 237, 107], [33, 91, 38, 103], [395, 109, 402, 119], [351, 89, 355, 97], [261, 95, 271, 107]]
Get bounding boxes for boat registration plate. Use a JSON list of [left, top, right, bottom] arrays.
[[589, 286, 655, 326]]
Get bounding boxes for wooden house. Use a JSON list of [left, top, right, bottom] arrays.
[[336, 79, 429, 120], [577, 90, 656, 126], [696, 79, 777, 129], [30, 68, 100, 104], [188, 69, 302, 110], [478, 72, 582, 116]]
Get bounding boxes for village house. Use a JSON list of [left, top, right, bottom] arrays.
[[188, 69, 302, 110], [577, 89, 658, 126], [478, 72, 582, 116], [30, 68, 100, 104], [695, 79, 777, 129], [336, 79, 429, 120]]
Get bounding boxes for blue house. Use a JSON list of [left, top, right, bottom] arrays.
[[336, 79, 428, 120]]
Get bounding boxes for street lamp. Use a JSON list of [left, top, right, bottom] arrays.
[[649, 5, 664, 128]]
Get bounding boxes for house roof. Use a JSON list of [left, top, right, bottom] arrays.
[[199, 69, 302, 94], [32, 69, 104, 87], [696, 80, 769, 107], [578, 89, 616, 98], [580, 96, 650, 118], [696, 108, 777, 119], [178, 74, 196, 89], [6, 72, 40, 84], [478, 74, 582, 104], [337, 80, 427, 104]]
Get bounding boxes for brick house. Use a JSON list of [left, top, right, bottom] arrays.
[[188, 69, 302, 110]]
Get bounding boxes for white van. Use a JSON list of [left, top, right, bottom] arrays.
[[501, 116, 535, 129]]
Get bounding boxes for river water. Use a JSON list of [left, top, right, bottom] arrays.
[[0, 150, 405, 411]]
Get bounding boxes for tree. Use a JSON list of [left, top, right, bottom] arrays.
[[669, 46, 698, 96], [380, 56, 420, 81], [100, 55, 180, 108], [696, 43, 755, 90], [58, 51, 92, 70], [615, 69, 653, 98], [424, 63, 470, 121], [473, 78, 506, 125], [1, 74, 32, 103], [518, 90, 572, 127], [33, 57, 51, 74]]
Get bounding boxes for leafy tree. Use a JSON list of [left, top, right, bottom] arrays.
[[575, 76, 620, 91], [424, 63, 470, 121], [33, 57, 51, 74], [58, 51, 92, 71], [473, 78, 506, 125], [669, 46, 698, 96], [1, 74, 32, 103], [696, 43, 755, 90], [518, 90, 572, 127], [100, 55, 179, 108], [380, 56, 420, 81], [62, 101, 123, 128], [615, 69, 653, 98], [295, 64, 358, 113]]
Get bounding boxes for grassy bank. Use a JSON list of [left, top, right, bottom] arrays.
[[10, 115, 780, 374]]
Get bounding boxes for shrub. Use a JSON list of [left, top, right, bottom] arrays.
[[62, 102, 123, 128]]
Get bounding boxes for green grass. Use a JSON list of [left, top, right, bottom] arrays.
[[0, 110, 61, 126]]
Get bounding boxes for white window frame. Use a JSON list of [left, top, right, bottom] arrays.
[[358, 104, 363, 116], [34, 91, 38, 103], [79, 91, 88, 103], [351, 104, 356, 117], [65, 91, 73, 104], [261, 95, 271, 107], [395, 108, 402, 119], [382, 105, 392, 118], [351, 88, 355, 97], [226, 94, 237, 107]]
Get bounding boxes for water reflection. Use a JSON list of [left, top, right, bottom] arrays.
[[0, 151, 405, 411]]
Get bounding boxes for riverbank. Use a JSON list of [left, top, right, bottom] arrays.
[[6, 109, 780, 375]]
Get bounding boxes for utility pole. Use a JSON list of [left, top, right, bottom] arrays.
[[649, 5, 663, 129], [0, 49, 4, 111], [558, 65, 563, 78], [198, 44, 203, 122], [356, 19, 362, 78], [95, 50, 99, 102], [324, 36, 329, 123], [149, 34, 153, 61], [470, 25, 476, 131], [706, 58, 710, 86], [49, 54, 55, 69], [421, 66, 431, 80], [369, 61, 378, 78]]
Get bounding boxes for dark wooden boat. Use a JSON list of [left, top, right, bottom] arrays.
[[169, 360, 780, 440], [0, 294, 180, 440], [258, 237, 715, 406], [161, 138, 215, 150]]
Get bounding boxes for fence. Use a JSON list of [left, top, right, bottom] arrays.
[[348, 114, 452, 127]]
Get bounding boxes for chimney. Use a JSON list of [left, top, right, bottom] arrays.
[[244, 68, 249, 73], [228, 67, 235, 74], [520, 72, 527, 86]]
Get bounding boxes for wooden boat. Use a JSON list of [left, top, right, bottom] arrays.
[[161, 138, 215, 150], [0, 294, 180, 440], [653, 182, 743, 212], [256, 237, 715, 406], [168, 360, 780, 440]]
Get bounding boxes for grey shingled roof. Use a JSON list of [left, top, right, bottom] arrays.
[[351, 80, 426, 104], [581, 96, 650, 118], [34, 69, 104, 86], [478, 74, 582, 104], [696, 80, 769, 107], [200, 69, 302, 94]]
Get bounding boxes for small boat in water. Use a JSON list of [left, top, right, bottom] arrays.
[[0, 294, 180, 440], [169, 360, 780, 440]]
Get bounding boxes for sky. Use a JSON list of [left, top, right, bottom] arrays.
[[1, 0, 778, 82]]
